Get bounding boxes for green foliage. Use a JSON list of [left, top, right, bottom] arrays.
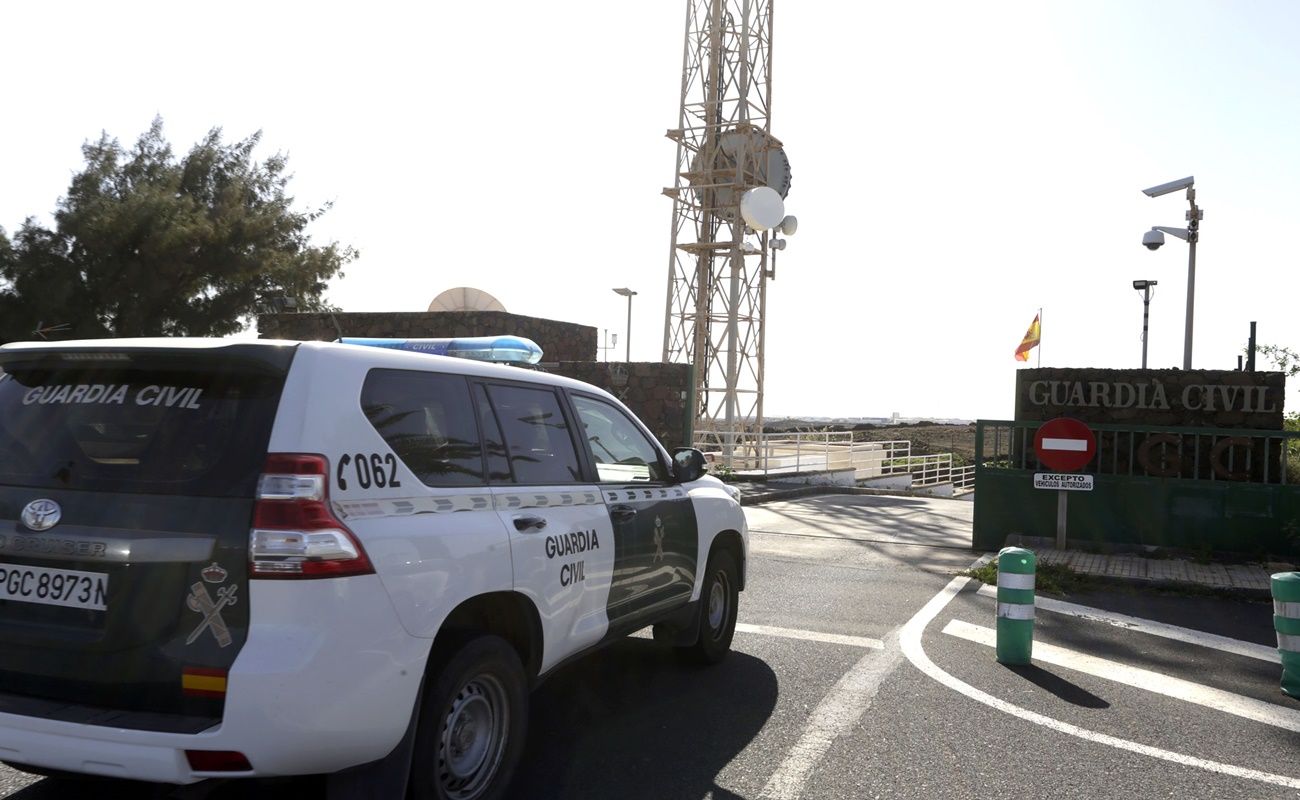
[[709, 462, 737, 482], [1285, 412, 1300, 486], [0, 118, 354, 342], [1250, 343, 1300, 377], [959, 561, 1093, 597]]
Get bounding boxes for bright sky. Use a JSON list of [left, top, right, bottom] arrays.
[[3, 1, 1298, 420]]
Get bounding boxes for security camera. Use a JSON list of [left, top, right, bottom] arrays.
[[1142, 176, 1194, 198], [1141, 229, 1164, 250]]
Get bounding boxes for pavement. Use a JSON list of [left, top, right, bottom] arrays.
[[735, 480, 1295, 597], [1015, 541, 1288, 595], [4, 491, 1296, 799]]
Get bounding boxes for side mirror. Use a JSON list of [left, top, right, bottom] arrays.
[[672, 448, 707, 483]]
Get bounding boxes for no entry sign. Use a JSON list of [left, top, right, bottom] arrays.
[[1033, 417, 1096, 472]]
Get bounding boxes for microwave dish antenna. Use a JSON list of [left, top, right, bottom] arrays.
[[428, 287, 507, 313]]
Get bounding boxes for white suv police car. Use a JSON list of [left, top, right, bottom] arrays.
[[0, 336, 747, 799]]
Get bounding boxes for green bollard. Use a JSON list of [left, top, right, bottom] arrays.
[[996, 547, 1036, 665], [1272, 572, 1300, 699]]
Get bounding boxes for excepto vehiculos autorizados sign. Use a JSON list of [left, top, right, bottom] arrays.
[[1033, 473, 1095, 491]]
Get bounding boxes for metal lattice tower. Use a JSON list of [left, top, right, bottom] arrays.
[[661, 0, 789, 464]]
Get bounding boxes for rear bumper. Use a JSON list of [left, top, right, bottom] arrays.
[[0, 575, 429, 784]]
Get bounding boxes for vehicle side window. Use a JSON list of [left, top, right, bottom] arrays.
[[570, 395, 668, 483], [360, 369, 484, 487], [483, 384, 582, 485], [473, 384, 514, 484]]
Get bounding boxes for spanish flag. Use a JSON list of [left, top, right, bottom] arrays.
[[1014, 314, 1041, 362]]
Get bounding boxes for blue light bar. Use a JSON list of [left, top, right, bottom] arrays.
[[339, 336, 544, 365]]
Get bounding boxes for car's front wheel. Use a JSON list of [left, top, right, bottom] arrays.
[[410, 635, 528, 800], [680, 548, 739, 664]]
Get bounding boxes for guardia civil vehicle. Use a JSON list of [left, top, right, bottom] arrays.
[[0, 336, 747, 799]]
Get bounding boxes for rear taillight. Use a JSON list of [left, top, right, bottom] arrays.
[[250, 454, 374, 579]]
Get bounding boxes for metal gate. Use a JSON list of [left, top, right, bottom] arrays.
[[973, 419, 1300, 557]]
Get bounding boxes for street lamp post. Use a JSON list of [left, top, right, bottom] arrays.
[[1141, 176, 1202, 370], [1132, 280, 1158, 369], [613, 288, 636, 362]]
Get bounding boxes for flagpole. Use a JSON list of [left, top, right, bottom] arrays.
[[1037, 307, 1042, 368]]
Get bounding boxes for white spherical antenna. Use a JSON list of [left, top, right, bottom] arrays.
[[740, 187, 785, 231], [780, 215, 798, 236], [428, 287, 507, 313]]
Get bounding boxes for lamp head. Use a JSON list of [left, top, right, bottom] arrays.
[[1132, 279, 1157, 291]]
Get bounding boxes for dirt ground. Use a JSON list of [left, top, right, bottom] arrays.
[[849, 424, 978, 463]]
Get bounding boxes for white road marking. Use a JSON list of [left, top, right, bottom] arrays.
[[974, 584, 1280, 664], [1042, 437, 1089, 451], [942, 619, 1300, 733], [736, 623, 884, 650], [758, 630, 903, 800], [899, 562, 1300, 790]]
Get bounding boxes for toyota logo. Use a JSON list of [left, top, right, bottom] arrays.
[[21, 499, 62, 532]]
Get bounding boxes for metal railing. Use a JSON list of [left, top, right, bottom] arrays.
[[883, 453, 952, 486], [695, 429, 973, 489], [695, 429, 914, 479], [953, 464, 976, 492]]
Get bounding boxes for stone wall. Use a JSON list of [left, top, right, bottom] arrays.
[[258, 311, 596, 363], [1015, 368, 1286, 430], [544, 361, 694, 451]]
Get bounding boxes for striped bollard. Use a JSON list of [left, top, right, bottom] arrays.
[[996, 547, 1036, 665], [1273, 572, 1300, 699]]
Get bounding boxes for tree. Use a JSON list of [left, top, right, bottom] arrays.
[[1252, 344, 1300, 378], [0, 118, 354, 342]]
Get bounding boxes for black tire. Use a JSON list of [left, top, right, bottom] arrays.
[[409, 635, 528, 800], [680, 548, 739, 665]]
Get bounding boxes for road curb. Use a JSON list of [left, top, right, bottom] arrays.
[[965, 559, 1274, 602], [1082, 573, 1274, 602], [737, 485, 966, 506]]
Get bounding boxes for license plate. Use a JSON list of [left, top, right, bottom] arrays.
[[0, 564, 108, 611]]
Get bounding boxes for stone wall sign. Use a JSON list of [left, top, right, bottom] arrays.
[[1015, 368, 1285, 430]]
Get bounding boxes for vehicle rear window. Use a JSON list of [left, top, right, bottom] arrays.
[[361, 369, 485, 487], [0, 357, 285, 497]]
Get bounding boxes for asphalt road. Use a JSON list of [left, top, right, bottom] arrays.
[[4, 494, 1297, 799]]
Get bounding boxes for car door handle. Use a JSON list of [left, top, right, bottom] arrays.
[[610, 505, 637, 521], [513, 515, 547, 533]]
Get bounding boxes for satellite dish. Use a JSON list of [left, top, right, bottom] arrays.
[[688, 126, 792, 220], [740, 187, 785, 231], [428, 287, 507, 313]]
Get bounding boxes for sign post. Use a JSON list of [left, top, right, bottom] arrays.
[[1033, 418, 1097, 549], [1055, 492, 1068, 551]]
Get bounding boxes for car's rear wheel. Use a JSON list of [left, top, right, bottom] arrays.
[[410, 635, 528, 800], [680, 548, 739, 664]]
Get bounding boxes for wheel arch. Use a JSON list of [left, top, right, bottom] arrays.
[[708, 528, 746, 591], [429, 591, 544, 682]]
